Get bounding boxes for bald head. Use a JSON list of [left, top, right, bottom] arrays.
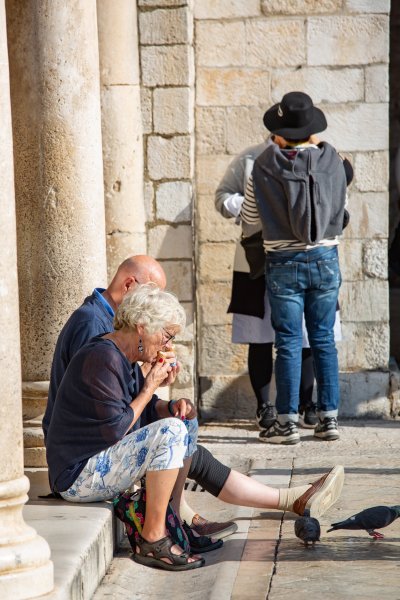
[[118, 255, 167, 289], [106, 255, 167, 309]]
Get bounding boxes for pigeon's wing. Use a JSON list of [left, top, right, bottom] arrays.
[[328, 516, 358, 531], [357, 506, 393, 530], [294, 517, 306, 538], [309, 518, 321, 540], [330, 506, 392, 531], [294, 520, 302, 537]]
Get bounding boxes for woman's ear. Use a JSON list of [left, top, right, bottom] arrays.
[[136, 324, 145, 337]]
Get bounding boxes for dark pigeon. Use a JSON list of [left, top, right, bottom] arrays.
[[327, 505, 400, 539], [294, 515, 321, 547]]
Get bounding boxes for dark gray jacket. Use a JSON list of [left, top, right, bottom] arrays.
[[252, 142, 347, 245]]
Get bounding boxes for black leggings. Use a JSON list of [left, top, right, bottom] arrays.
[[187, 444, 231, 497], [248, 343, 315, 410]]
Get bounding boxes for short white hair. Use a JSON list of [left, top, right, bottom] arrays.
[[114, 283, 186, 334]]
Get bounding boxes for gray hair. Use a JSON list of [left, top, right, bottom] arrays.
[[114, 283, 186, 334]]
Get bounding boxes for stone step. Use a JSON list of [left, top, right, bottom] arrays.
[[93, 461, 293, 600], [25, 470, 124, 600], [23, 427, 47, 468]]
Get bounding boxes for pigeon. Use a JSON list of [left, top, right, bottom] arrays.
[[294, 515, 321, 547], [327, 505, 400, 539]]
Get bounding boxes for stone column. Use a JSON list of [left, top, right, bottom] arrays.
[[97, 0, 146, 281], [0, 1, 53, 596], [6, 0, 107, 465]]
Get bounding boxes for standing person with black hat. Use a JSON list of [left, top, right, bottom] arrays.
[[215, 140, 330, 431], [241, 91, 353, 445]]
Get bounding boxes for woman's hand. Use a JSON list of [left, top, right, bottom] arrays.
[[169, 398, 197, 420], [157, 347, 180, 387], [158, 362, 180, 386], [143, 357, 172, 394]]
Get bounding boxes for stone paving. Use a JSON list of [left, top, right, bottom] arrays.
[[94, 420, 400, 600]]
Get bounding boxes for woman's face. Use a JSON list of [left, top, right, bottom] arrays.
[[140, 326, 178, 363]]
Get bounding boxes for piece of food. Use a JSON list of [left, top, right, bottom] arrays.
[[157, 349, 177, 367]]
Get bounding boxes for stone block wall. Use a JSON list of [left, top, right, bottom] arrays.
[[194, 0, 391, 418], [138, 0, 195, 400]]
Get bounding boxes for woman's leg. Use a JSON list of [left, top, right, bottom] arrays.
[[142, 467, 180, 543], [182, 445, 238, 537], [248, 342, 276, 429], [140, 467, 200, 565], [60, 418, 193, 502], [218, 465, 344, 518], [298, 348, 318, 428], [61, 418, 199, 564], [218, 470, 279, 508], [170, 457, 192, 518], [143, 419, 199, 561], [248, 342, 273, 410], [187, 444, 231, 496]]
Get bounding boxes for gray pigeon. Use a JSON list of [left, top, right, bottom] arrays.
[[294, 515, 321, 547], [327, 505, 400, 539]]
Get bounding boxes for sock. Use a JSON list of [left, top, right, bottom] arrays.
[[278, 484, 311, 512], [179, 495, 196, 525]]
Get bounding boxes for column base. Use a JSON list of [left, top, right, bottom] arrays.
[[0, 543, 53, 600], [0, 476, 53, 598], [22, 381, 48, 468]]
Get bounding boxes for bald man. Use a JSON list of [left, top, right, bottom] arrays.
[[43, 255, 237, 539]]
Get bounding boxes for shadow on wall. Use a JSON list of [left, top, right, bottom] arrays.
[[199, 371, 393, 421], [199, 374, 260, 421], [148, 207, 193, 305]]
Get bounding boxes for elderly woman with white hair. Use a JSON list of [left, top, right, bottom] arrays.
[[46, 283, 204, 571]]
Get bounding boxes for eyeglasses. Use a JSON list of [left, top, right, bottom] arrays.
[[162, 328, 175, 344]]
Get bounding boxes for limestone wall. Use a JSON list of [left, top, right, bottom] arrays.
[[138, 0, 196, 400], [194, 0, 392, 418]]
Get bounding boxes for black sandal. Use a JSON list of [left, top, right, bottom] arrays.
[[133, 534, 205, 571], [182, 521, 223, 553]]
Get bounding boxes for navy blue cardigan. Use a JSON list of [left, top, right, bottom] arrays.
[[43, 292, 114, 440], [46, 336, 158, 492]]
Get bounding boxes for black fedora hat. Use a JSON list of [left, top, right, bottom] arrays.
[[263, 91, 327, 140]]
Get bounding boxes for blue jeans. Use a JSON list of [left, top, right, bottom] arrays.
[[265, 246, 341, 423]]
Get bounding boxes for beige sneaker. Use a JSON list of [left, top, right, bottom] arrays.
[[293, 465, 345, 518]]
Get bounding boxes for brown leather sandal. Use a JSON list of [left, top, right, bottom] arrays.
[[133, 534, 205, 571]]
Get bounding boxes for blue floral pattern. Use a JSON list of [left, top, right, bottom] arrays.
[[136, 447, 148, 467], [60, 417, 198, 502], [95, 455, 112, 478], [135, 428, 149, 443]]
